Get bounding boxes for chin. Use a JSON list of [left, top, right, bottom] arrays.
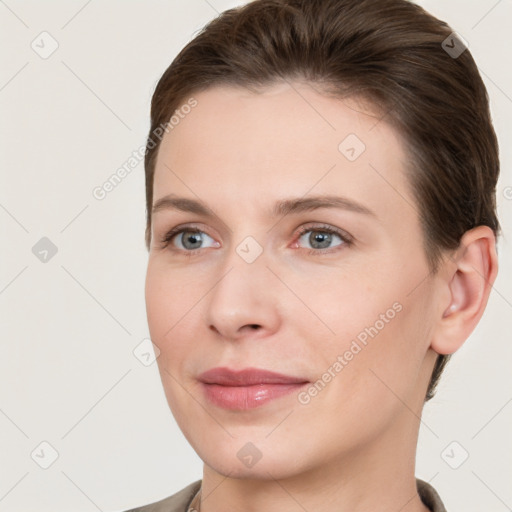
[[204, 454, 300, 481], [195, 436, 308, 481]]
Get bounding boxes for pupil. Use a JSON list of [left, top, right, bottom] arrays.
[[310, 231, 331, 249], [184, 232, 202, 249]]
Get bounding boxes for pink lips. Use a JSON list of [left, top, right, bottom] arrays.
[[198, 367, 309, 410]]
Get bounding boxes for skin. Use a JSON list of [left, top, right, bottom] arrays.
[[145, 81, 498, 512]]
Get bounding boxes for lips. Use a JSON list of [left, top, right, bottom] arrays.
[[198, 367, 309, 410], [198, 367, 308, 386]]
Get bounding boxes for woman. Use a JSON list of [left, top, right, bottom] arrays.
[[127, 0, 499, 510]]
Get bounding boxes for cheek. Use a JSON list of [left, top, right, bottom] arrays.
[[145, 265, 169, 338], [335, 288, 435, 412], [145, 260, 217, 386], [297, 305, 429, 452], [145, 265, 198, 417], [280, 264, 399, 353], [145, 263, 190, 363], [145, 259, 200, 331], [297, 263, 433, 404]]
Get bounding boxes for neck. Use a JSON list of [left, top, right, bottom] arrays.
[[198, 410, 431, 512]]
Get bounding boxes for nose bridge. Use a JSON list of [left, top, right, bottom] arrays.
[[204, 235, 280, 339]]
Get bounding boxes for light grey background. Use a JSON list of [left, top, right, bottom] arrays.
[[0, 1, 511, 511]]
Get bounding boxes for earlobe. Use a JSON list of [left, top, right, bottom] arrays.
[[431, 226, 498, 355]]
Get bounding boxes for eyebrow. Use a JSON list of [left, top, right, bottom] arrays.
[[152, 194, 376, 218]]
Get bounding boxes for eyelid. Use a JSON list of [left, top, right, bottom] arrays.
[[292, 223, 354, 246], [158, 222, 354, 254], [158, 222, 218, 249]]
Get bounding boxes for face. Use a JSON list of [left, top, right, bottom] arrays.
[[145, 82, 441, 480]]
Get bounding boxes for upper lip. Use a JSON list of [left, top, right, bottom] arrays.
[[198, 367, 309, 386]]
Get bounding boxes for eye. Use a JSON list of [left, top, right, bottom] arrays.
[[158, 223, 352, 256], [160, 226, 220, 252], [295, 225, 352, 253]]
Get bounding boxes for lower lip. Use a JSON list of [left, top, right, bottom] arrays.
[[201, 382, 307, 410]]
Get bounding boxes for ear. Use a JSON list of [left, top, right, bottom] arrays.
[[430, 226, 498, 355]]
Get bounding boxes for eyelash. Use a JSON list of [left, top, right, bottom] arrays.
[[159, 223, 353, 257], [295, 225, 353, 255], [159, 225, 211, 258]]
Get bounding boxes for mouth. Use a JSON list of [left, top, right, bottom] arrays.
[[197, 367, 309, 410]]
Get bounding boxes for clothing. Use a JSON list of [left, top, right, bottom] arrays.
[[124, 478, 447, 512], [417, 479, 448, 512]]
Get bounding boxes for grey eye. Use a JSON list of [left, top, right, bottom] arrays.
[[298, 230, 344, 250], [174, 230, 216, 250]]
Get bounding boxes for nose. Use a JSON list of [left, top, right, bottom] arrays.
[[204, 250, 281, 342]]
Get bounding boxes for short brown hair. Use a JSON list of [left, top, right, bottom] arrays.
[[143, 0, 500, 401]]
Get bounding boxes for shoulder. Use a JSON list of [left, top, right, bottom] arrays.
[[123, 480, 202, 512], [416, 478, 447, 512]]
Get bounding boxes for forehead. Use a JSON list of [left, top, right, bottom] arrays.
[[153, 82, 414, 225]]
